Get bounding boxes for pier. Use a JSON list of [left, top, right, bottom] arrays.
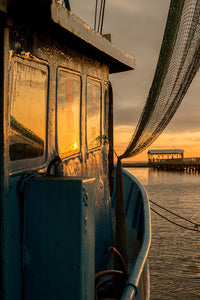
[[122, 149, 200, 172], [148, 157, 200, 172], [122, 162, 149, 168], [122, 158, 200, 173]]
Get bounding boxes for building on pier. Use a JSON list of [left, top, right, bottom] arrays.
[[147, 149, 184, 162]]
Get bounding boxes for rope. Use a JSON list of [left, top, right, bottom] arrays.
[[150, 206, 200, 232], [95, 278, 114, 300], [95, 269, 123, 281], [109, 246, 128, 277], [150, 199, 200, 226], [102, 135, 119, 159], [115, 158, 128, 266], [95, 247, 128, 300]]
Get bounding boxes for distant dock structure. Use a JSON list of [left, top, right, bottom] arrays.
[[148, 149, 200, 172], [148, 149, 184, 162]]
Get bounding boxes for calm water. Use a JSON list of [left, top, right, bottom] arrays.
[[127, 168, 200, 300]]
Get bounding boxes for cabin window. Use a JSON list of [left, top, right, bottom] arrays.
[[57, 69, 81, 156], [87, 78, 101, 149], [9, 59, 48, 161]]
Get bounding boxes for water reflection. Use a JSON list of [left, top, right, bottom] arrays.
[[9, 60, 47, 161], [87, 79, 101, 149], [57, 70, 81, 156]]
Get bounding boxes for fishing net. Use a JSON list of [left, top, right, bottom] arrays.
[[114, 0, 200, 267], [120, 0, 200, 160]]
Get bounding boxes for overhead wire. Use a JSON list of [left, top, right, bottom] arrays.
[[94, 0, 106, 34], [100, 0, 106, 34], [97, 0, 104, 33], [94, 0, 98, 31]]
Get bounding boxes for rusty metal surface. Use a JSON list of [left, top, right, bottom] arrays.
[[0, 0, 135, 296], [50, 0, 135, 73], [1, 23, 113, 298], [0, 0, 8, 13], [1, 0, 134, 73]]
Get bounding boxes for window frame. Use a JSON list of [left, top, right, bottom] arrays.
[[86, 76, 102, 152], [9, 56, 49, 173], [103, 82, 109, 138], [56, 67, 82, 159]]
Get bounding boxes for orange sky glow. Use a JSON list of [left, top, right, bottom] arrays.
[[113, 69, 200, 162], [114, 128, 200, 162], [70, 0, 200, 162]]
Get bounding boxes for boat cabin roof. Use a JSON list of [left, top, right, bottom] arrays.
[[0, 0, 135, 74]]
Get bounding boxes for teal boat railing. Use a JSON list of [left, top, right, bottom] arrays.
[[111, 166, 151, 300]]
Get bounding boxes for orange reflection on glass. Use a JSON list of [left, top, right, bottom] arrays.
[[87, 79, 101, 149], [57, 70, 81, 156], [9, 60, 47, 161]]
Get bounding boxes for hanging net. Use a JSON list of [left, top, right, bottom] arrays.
[[114, 0, 200, 264], [120, 0, 200, 160]]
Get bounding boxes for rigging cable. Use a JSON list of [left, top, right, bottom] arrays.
[[150, 199, 200, 226], [150, 200, 200, 232], [100, 0, 106, 34], [95, 0, 106, 34], [97, 0, 104, 33], [102, 135, 119, 159], [94, 0, 98, 31]]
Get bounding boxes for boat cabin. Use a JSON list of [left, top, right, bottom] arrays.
[[0, 1, 134, 299]]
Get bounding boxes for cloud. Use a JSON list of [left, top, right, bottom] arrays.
[[114, 105, 140, 126], [152, 131, 200, 152], [165, 111, 200, 133], [70, 1, 200, 158]]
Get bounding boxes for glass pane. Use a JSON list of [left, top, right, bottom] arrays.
[[57, 70, 81, 156], [87, 79, 101, 149], [9, 60, 47, 161]]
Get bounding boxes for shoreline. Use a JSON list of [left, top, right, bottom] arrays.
[[121, 162, 149, 168]]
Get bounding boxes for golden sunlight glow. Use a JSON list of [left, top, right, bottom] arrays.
[[73, 142, 78, 150], [114, 125, 200, 162]]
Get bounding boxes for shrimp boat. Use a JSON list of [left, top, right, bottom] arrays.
[[0, 0, 151, 299]]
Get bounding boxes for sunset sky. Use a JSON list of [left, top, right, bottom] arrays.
[[71, 0, 200, 161]]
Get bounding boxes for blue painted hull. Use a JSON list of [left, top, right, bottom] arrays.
[[111, 167, 151, 300]]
